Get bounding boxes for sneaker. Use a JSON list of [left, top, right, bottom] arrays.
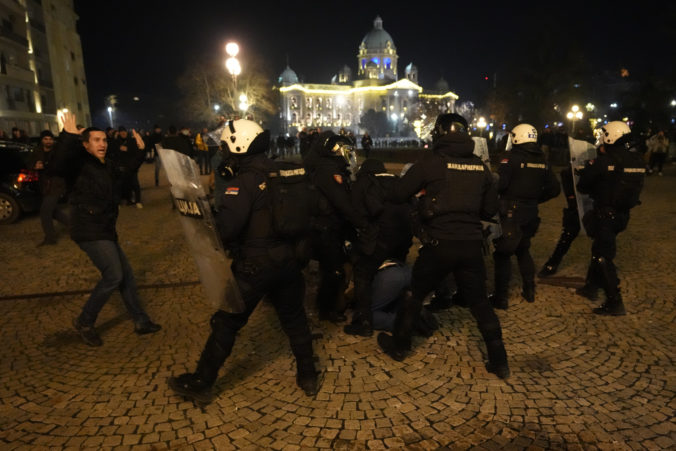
[[135, 202, 144, 209], [377, 332, 408, 362], [73, 317, 103, 347], [343, 316, 373, 337], [135, 321, 161, 335], [485, 361, 511, 379], [593, 302, 626, 316], [168, 373, 213, 405]]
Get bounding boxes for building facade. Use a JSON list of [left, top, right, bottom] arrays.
[[0, 0, 90, 136], [278, 16, 458, 138]]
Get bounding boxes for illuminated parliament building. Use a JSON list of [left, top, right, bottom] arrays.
[[277, 16, 458, 137]]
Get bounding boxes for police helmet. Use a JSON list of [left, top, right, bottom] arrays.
[[220, 119, 270, 155], [432, 113, 468, 142], [510, 123, 538, 145], [318, 131, 354, 163], [598, 121, 631, 146]]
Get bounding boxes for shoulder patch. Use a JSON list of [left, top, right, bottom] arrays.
[[333, 174, 343, 184], [500, 158, 509, 164], [225, 186, 240, 196]]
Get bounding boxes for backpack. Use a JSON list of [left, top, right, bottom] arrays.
[[265, 160, 317, 239]]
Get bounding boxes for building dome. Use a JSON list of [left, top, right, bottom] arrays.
[[360, 16, 396, 51], [278, 66, 299, 84]]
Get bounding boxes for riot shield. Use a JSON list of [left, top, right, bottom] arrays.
[[568, 137, 597, 236], [158, 147, 244, 313], [472, 136, 491, 169]]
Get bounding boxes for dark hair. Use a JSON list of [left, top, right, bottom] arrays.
[[168, 125, 177, 135], [40, 130, 54, 139], [82, 127, 104, 142]]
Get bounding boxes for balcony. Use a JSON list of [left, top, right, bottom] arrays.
[[0, 27, 29, 47], [3, 64, 35, 84]]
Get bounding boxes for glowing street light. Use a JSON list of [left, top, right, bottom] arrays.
[[107, 106, 114, 128], [566, 105, 583, 135], [225, 41, 242, 115], [477, 116, 487, 137], [213, 104, 220, 112], [225, 42, 239, 57], [238, 93, 249, 112]]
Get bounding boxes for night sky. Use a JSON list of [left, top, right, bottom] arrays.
[[73, 0, 674, 128]]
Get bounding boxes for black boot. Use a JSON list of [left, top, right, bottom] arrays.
[[593, 257, 625, 316], [344, 312, 373, 337], [485, 339, 510, 379], [488, 293, 508, 310], [427, 292, 453, 312], [576, 261, 599, 301], [593, 296, 626, 316], [414, 306, 439, 337], [377, 332, 407, 361], [521, 282, 535, 303], [296, 357, 319, 396], [168, 335, 230, 405], [537, 262, 558, 277]]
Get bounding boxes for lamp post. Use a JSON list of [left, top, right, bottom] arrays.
[[107, 106, 114, 128], [566, 104, 583, 135], [239, 93, 249, 114], [225, 42, 241, 116]]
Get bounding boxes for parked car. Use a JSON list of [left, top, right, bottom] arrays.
[[0, 140, 41, 224]]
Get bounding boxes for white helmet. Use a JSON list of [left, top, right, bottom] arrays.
[[510, 123, 538, 145], [599, 121, 631, 145], [220, 119, 265, 154]]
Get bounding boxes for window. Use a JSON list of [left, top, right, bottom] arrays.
[[316, 98, 322, 109], [384, 57, 391, 69], [290, 96, 298, 109], [305, 97, 312, 108], [326, 98, 332, 109], [361, 59, 366, 69]]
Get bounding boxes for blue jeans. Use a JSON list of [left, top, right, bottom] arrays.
[[77, 240, 150, 327], [371, 263, 412, 331]]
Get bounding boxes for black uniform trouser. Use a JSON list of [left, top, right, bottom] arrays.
[[392, 240, 506, 364], [547, 203, 581, 267], [196, 257, 314, 383], [583, 208, 629, 300], [311, 228, 347, 315], [493, 214, 540, 297]]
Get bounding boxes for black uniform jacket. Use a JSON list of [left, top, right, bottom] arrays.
[[577, 145, 645, 210], [497, 143, 560, 204], [215, 154, 286, 256], [389, 132, 497, 241]]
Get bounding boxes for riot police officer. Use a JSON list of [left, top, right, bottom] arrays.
[[538, 166, 580, 276], [303, 131, 372, 322], [490, 124, 560, 309], [343, 159, 415, 337], [169, 120, 318, 404], [377, 113, 510, 379], [575, 121, 645, 315]]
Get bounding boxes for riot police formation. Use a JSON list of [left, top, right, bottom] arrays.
[[376, 113, 510, 379], [490, 124, 560, 309], [169, 119, 319, 404], [574, 121, 645, 316]]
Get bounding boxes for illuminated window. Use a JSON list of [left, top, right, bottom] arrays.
[[371, 57, 379, 65], [361, 59, 366, 69], [326, 98, 332, 109], [290, 96, 298, 108], [384, 57, 391, 69], [306, 97, 312, 108], [316, 98, 322, 109]]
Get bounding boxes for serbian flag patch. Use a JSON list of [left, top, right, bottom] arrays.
[[333, 174, 343, 184], [225, 186, 240, 196]]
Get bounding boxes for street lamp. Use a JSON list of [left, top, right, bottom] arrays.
[[566, 105, 583, 135], [107, 106, 114, 128], [477, 116, 487, 137], [239, 93, 249, 113], [225, 41, 242, 115]]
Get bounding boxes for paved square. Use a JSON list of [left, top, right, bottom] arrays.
[[0, 163, 674, 449]]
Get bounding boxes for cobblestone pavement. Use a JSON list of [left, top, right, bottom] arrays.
[[0, 162, 674, 450]]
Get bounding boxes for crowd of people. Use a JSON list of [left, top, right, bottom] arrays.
[[6, 110, 654, 405]]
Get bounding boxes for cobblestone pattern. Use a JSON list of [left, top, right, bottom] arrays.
[[0, 163, 674, 449]]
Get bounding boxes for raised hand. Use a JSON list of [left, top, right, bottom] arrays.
[[131, 129, 146, 150], [60, 111, 81, 135]]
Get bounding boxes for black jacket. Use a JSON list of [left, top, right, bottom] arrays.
[[303, 134, 367, 232], [497, 143, 560, 204], [54, 132, 119, 242], [389, 132, 497, 241], [216, 154, 287, 258], [577, 145, 645, 210]]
